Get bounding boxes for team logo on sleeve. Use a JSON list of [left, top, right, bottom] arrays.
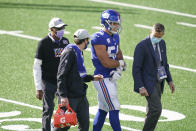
[[54, 48, 64, 57], [107, 38, 111, 44], [62, 40, 68, 45]]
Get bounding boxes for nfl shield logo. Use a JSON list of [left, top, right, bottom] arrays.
[[107, 38, 110, 44]]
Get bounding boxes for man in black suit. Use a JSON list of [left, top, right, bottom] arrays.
[[132, 23, 175, 131]]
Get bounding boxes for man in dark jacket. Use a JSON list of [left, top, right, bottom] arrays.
[[56, 29, 103, 131], [132, 23, 175, 131]]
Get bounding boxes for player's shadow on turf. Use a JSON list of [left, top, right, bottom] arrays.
[[0, 2, 139, 15]]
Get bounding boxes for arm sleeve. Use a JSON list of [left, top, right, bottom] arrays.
[[82, 75, 94, 82], [132, 43, 145, 92], [33, 58, 43, 90], [57, 49, 74, 98]]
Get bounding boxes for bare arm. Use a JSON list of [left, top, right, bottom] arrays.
[[116, 44, 124, 60], [94, 44, 120, 68]]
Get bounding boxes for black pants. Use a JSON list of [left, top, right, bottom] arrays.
[[42, 80, 60, 131], [143, 82, 162, 131], [53, 96, 89, 131]]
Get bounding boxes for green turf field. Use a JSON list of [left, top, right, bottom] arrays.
[[0, 0, 196, 130]]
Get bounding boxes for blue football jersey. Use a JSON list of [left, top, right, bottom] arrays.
[[91, 30, 119, 78], [66, 44, 87, 78]]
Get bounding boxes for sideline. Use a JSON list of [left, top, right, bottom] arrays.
[[1, 29, 196, 73], [89, 0, 196, 18]]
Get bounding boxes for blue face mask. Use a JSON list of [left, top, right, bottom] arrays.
[[151, 36, 162, 44], [84, 41, 89, 50]]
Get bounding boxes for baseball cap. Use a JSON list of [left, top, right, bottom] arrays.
[[74, 29, 91, 40], [48, 17, 67, 29]]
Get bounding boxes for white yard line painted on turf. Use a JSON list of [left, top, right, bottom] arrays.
[[0, 97, 139, 131], [0, 111, 21, 118], [176, 22, 196, 27], [0, 30, 23, 34], [0, 30, 41, 41], [89, 0, 196, 18], [0, 29, 196, 73], [0, 30, 70, 41], [1, 124, 41, 131], [92, 26, 103, 30], [134, 24, 152, 29], [169, 65, 196, 72], [0, 98, 42, 110], [0, 117, 42, 131]]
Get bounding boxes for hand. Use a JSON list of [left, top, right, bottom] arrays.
[[118, 60, 126, 71], [61, 97, 69, 107], [139, 88, 149, 96], [94, 74, 103, 81], [110, 70, 122, 81], [36, 90, 43, 100], [169, 81, 175, 93]]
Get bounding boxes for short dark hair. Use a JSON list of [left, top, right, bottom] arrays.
[[153, 23, 165, 33]]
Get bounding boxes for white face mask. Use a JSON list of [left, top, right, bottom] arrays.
[[56, 29, 64, 39]]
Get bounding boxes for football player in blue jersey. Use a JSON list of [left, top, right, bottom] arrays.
[[91, 9, 126, 131]]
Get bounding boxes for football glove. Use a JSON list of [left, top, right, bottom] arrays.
[[118, 60, 126, 71], [109, 69, 122, 81]]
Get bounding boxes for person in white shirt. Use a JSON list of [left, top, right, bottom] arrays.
[[33, 17, 69, 131]]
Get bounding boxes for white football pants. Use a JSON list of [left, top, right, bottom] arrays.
[[93, 78, 120, 112]]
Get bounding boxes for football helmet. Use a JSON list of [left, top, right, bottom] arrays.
[[101, 9, 122, 34]]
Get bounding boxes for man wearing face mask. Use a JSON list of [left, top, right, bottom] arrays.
[[33, 17, 69, 131], [132, 23, 175, 131], [56, 29, 103, 131]]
